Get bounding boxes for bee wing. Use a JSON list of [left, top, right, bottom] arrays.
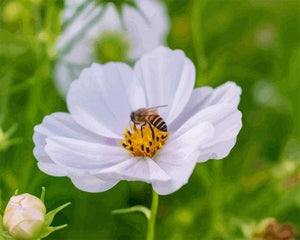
[[145, 105, 168, 115], [145, 108, 158, 115]]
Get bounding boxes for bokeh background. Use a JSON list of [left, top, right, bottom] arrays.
[[0, 0, 299, 239]]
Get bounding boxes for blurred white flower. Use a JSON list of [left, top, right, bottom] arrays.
[[55, 0, 170, 95], [34, 47, 242, 195], [3, 194, 46, 240]]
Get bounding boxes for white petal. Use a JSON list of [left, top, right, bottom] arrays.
[[199, 111, 241, 162], [123, 0, 170, 59], [198, 81, 241, 108], [44, 137, 128, 172], [37, 162, 68, 177], [54, 60, 77, 96], [173, 104, 242, 162], [33, 112, 117, 177], [170, 81, 241, 130], [54, 42, 92, 95], [55, 3, 121, 96], [152, 122, 214, 195], [70, 174, 119, 193], [34, 112, 101, 143], [197, 138, 237, 162], [33, 112, 106, 164], [56, 1, 102, 52], [97, 157, 171, 183], [134, 46, 195, 124], [67, 62, 145, 138]]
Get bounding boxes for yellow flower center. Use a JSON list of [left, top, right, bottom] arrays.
[[120, 124, 169, 158]]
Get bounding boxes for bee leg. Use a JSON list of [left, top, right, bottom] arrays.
[[129, 120, 135, 132], [141, 123, 146, 138], [147, 121, 155, 140]]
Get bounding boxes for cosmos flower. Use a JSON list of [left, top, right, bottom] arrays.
[[33, 46, 242, 195], [55, 0, 170, 95]]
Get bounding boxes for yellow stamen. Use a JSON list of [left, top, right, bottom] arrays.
[[120, 124, 169, 158]]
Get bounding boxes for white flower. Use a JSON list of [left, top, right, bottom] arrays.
[[55, 0, 170, 95], [3, 194, 46, 240], [34, 46, 242, 195]]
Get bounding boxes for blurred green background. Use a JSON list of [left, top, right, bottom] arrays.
[[0, 0, 299, 239]]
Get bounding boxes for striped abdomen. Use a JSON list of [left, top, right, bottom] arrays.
[[147, 115, 168, 132]]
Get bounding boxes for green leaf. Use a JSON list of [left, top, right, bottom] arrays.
[[4, 125, 17, 139], [112, 205, 151, 220], [39, 225, 68, 239], [44, 202, 71, 227]]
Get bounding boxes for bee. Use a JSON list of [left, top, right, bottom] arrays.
[[130, 105, 168, 139]]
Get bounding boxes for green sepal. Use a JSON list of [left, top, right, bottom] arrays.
[[114, 5, 127, 30], [122, 1, 149, 25], [112, 205, 151, 220], [39, 225, 68, 239], [39, 186, 70, 239], [0, 231, 14, 240], [123, 0, 138, 9], [0, 208, 12, 240], [43, 202, 71, 227], [40, 187, 46, 203]]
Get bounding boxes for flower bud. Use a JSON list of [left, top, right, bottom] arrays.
[[3, 193, 46, 240]]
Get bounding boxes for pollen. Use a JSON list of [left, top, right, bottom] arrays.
[[120, 124, 169, 158]]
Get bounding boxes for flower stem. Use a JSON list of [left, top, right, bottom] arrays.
[[146, 189, 159, 240]]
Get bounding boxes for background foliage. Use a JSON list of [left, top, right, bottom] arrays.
[[0, 0, 299, 239]]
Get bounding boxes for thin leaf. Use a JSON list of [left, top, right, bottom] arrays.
[[4, 125, 18, 138], [39, 225, 68, 238], [44, 202, 71, 227], [0, 231, 14, 240], [112, 205, 151, 220]]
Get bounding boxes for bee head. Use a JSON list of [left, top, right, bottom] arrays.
[[130, 112, 135, 122]]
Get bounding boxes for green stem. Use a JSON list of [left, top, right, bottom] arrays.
[[146, 189, 159, 240]]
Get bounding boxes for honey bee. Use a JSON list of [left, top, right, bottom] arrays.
[[130, 105, 168, 138]]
